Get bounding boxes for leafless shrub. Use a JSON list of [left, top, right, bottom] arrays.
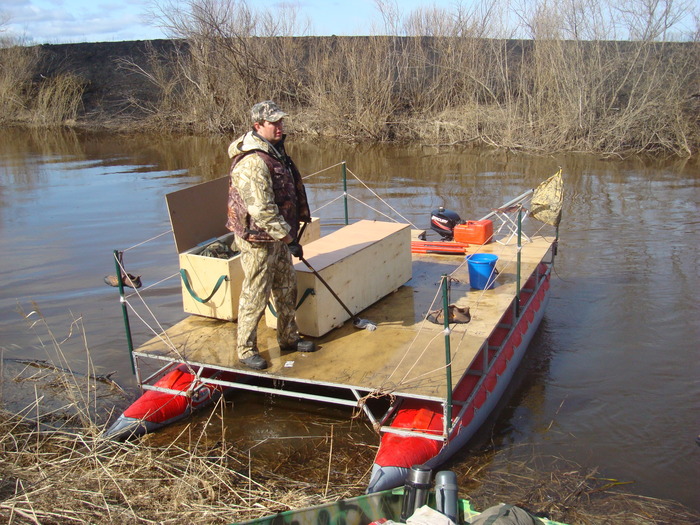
[[1, 38, 85, 127], [0, 43, 38, 122], [2, 0, 698, 155], [141, 0, 309, 134], [104, 0, 700, 155], [297, 36, 400, 141], [410, 0, 700, 155], [31, 74, 85, 125]]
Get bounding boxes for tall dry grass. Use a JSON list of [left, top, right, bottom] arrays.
[[3, 307, 699, 524], [0, 38, 85, 127], [135, 0, 698, 157], [0, 43, 38, 122], [458, 448, 700, 525], [0, 405, 374, 524], [31, 74, 85, 125], [0, 306, 370, 524]]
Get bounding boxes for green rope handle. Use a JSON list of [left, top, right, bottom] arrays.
[[180, 269, 229, 304], [266, 288, 315, 317]]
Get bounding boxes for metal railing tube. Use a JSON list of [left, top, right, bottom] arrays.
[[114, 249, 135, 374], [342, 161, 349, 225], [516, 209, 523, 317], [442, 275, 452, 436]]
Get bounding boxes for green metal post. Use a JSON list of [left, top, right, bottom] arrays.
[[515, 209, 522, 317], [441, 275, 453, 435], [342, 161, 349, 225], [114, 250, 136, 374]]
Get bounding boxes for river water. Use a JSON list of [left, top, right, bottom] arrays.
[[0, 128, 698, 511]]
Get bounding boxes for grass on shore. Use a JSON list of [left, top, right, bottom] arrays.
[[2, 400, 700, 525], [1, 309, 698, 524]]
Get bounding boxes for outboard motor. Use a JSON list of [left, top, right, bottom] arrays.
[[430, 207, 461, 240]]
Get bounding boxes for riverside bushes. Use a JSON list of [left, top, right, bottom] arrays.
[[0, 43, 85, 126], [4, 0, 700, 157], [128, 0, 700, 157]]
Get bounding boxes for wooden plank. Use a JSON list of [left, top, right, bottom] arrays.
[[267, 220, 412, 337], [166, 176, 230, 254]]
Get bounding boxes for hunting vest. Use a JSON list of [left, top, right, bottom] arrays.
[[227, 148, 310, 242]]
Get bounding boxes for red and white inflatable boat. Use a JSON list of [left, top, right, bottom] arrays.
[[367, 264, 551, 492], [103, 364, 236, 440]]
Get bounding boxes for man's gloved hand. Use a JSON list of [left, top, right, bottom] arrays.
[[287, 241, 303, 259]]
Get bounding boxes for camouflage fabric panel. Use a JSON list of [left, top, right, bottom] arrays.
[[236, 238, 298, 358], [230, 153, 290, 241], [238, 489, 407, 525], [238, 489, 570, 525], [530, 168, 564, 227]]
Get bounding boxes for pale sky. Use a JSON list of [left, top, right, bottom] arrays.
[[1, 0, 467, 44]]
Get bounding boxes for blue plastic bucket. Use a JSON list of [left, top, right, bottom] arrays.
[[466, 253, 499, 290]]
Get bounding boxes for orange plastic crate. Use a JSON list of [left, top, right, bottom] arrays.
[[453, 219, 493, 245]]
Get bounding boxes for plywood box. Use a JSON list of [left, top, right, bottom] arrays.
[[266, 220, 412, 337], [166, 176, 320, 321]]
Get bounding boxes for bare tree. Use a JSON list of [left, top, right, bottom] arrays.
[[613, 0, 694, 40], [125, 0, 697, 154]]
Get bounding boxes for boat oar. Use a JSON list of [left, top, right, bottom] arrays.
[[297, 255, 377, 331]]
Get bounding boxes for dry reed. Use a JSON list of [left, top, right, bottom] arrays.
[[0, 306, 370, 524], [0, 39, 84, 127], [126, 0, 699, 156], [456, 448, 700, 525], [31, 74, 85, 126], [3, 407, 699, 524], [2, 307, 698, 524], [0, 406, 369, 524], [0, 44, 39, 122]]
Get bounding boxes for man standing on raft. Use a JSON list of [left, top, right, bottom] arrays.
[[226, 101, 311, 370]]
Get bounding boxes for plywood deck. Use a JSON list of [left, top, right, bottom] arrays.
[[134, 235, 555, 403]]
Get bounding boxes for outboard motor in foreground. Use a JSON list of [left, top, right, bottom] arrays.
[[430, 207, 461, 240]]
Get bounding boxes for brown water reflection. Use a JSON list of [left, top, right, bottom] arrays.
[[0, 128, 698, 511]]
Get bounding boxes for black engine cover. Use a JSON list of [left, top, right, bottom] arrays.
[[430, 207, 461, 239]]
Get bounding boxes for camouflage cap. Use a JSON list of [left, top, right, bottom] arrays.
[[251, 100, 288, 123]]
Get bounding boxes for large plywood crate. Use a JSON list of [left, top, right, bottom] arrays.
[[166, 176, 319, 321], [266, 220, 412, 337]]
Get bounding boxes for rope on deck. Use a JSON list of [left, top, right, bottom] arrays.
[[346, 167, 418, 229], [122, 229, 173, 252]]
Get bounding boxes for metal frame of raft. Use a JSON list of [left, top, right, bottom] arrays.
[[128, 246, 551, 406], [120, 237, 555, 439], [110, 164, 559, 489]]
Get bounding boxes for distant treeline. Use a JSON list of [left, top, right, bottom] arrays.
[[1, 34, 697, 157]]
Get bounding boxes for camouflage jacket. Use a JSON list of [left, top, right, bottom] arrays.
[[226, 131, 310, 242]]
